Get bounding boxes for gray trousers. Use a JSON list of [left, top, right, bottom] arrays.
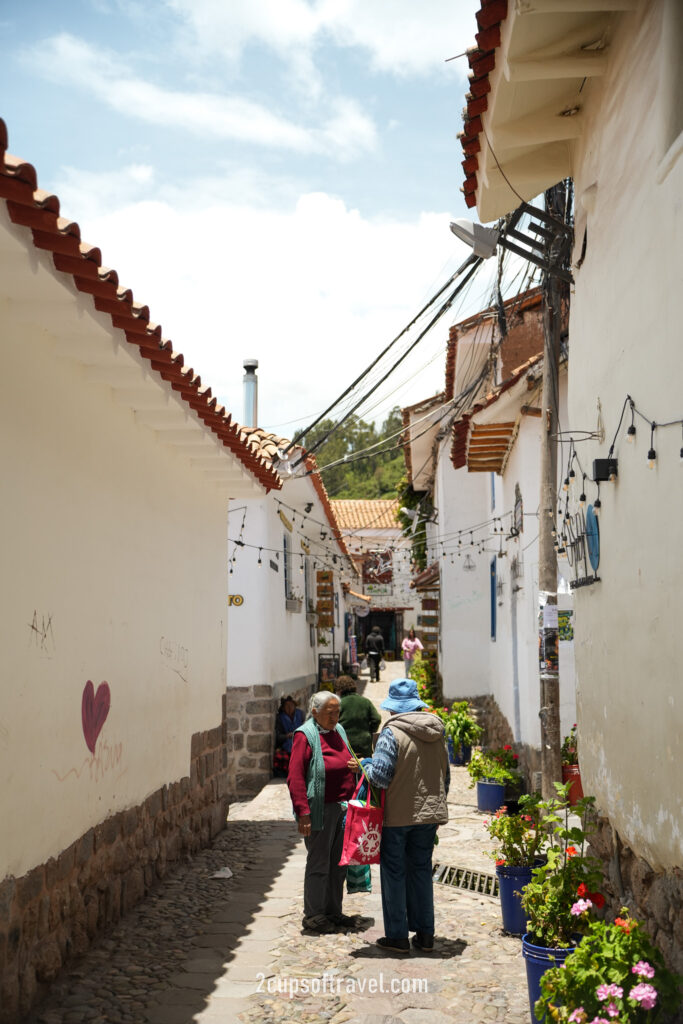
[[303, 802, 346, 920]]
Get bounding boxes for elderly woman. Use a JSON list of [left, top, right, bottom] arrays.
[[287, 690, 359, 934]]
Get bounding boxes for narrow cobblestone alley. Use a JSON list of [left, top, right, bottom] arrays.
[[26, 667, 530, 1024]]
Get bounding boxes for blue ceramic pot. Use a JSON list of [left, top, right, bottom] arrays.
[[496, 863, 533, 936], [476, 778, 506, 812], [522, 933, 576, 1023]]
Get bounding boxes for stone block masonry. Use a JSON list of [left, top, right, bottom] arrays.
[[0, 712, 229, 1024], [224, 679, 313, 801]]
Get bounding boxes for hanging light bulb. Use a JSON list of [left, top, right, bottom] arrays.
[[569, 468, 576, 481], [563, 477, 569, 492], [257, 548, 262, 567], [626, 424, 636, 443], [647, 447, 657, 469], [593, 498, 601, 517], [579, 491, 586, 508]]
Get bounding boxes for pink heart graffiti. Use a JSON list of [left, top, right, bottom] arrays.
[[81, 680, 111, 754]]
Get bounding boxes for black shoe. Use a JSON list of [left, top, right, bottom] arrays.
[[331, 913, 360, 929], [412, 931, 434, 951], [302, 915, 336, 934], [376, 936, 410, 953]]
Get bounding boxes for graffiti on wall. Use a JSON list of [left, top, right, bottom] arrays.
[[51, 680, 124, 785], [28, 610, 55, 655]]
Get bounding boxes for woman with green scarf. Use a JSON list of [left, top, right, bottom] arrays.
[[287, 690, 359, 934]]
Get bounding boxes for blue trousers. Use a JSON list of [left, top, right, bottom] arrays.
[[379, 823, 438, 939]]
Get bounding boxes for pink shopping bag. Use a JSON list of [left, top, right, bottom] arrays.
[[339, 777, 384, 866]]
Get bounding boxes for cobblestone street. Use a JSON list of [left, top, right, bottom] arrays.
[[26, 669, 531, 1024]]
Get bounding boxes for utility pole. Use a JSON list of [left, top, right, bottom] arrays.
[[537, 183, 569, 798]]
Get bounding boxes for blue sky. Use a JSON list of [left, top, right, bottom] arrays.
[[0, 0, 515, 434]]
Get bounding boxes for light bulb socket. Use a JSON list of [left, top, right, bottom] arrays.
[[569, 469, 576, 480], [626, 425, 636, 442], [563, 478, 569, 491], [579, 493, 586, 505], [647, 448, 657, 467]]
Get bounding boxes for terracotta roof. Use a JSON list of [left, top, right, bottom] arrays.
[[411, 562, 440, 590], [451, 352, 543, 473], [236, 427, 350, 559], [331, 500, 400, 532], [0, 119, 281, 494], [458, 0, 509, 210]]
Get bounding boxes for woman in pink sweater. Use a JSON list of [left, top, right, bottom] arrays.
[[401, 629, 423, 677]]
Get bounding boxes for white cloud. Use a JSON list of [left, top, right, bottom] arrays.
[[167, 0, 479, 77], [54, 168, 481, 430], [22, 33, 377, 158]]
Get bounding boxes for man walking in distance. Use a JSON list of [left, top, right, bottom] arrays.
[[365, 624, 384, 682], [362, 678, 449, 954]]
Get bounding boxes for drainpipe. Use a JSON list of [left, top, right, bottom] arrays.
[[243, 359, 258, 427]]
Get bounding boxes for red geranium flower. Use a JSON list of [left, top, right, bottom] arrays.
[[577, 883, 587, 897], [503, 744, 512, 751], [615, 917, 631, 933], [496, 858, 506, 866], [590, 892, 606, 909], [566, 846, 578, 858]]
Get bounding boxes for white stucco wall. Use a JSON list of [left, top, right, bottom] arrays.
[[434, 444, 491, 699], [568, 2, 683, 868], [227, 485, 346, 693], [1, 300, 234, 880]]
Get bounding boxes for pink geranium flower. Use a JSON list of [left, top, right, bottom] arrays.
[[568, 1010, 586, 1023], [596, 984, 623, 1001], [571, 898, 593, 916], [605, 1002, 620, 1018], [631, 960, 655, 979], [630, 983, 657, 1010]]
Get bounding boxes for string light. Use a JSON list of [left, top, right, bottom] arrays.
[[647, 421, 657, 469]]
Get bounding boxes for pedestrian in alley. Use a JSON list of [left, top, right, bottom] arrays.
[[362, 678, 449, 954], [336, 675, 382, 758], [365, 624, 385, 682], [401, 628, 424, 678], [273, 695, 304, 777], [287, 690, 360, 934]]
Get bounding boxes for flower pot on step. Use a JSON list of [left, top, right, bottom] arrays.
[[561, 764, 583, 806], [476, 778, 506, 813]]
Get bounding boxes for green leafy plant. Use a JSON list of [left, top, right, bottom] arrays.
[[434, 700, 483, 749], [536, 909, 682, 1023], [521, 782, 604, 948], [467, 750, 521, 787], [485, 794, 544, 867], [562, 723, 579, 766], [411, 655, 439, 706]]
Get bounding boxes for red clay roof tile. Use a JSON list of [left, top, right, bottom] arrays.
[[0, 118, 281, 493]]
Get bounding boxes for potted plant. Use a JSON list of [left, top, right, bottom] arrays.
[[467, 749, 522, 813], [485, 793, 544, 935], [535, 909, 682, 1023], [436, 701, 483, 765], [561, 724, 584, 807], [520, 783, 605, 1022]]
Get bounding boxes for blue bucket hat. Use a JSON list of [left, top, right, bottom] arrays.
[[381, 678, 428, 713]]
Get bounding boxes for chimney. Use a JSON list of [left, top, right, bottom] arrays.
[[243, 359, 258, 427]]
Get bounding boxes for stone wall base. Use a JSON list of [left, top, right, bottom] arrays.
[[589, 817, 683, 982], [0, 704, 230, 1024], [225, 676, 315, 801]]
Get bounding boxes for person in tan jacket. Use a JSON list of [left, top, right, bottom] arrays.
[[362, 678, 449, 954]]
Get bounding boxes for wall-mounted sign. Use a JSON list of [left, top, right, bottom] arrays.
[[362, 549, 393, 585], [565, 506, 600, 589], [278, 509, 293, 532], [228, 594, 244, 606], [269, 559, 279, 572]]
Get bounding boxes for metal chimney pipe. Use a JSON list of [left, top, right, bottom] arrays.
[[243, 359, 259, 427]]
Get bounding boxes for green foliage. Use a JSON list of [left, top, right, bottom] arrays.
[[536, 910, 682, 1023], [562, 723, 579, 766], [521, 783, 604, 948], [436, 701, 483, 748], [300, 407, 405, 499], [396, 478, 432, 570], [467, 750, 521, 788], [411, 656, 439, 706], [485, 794, 544, 867]]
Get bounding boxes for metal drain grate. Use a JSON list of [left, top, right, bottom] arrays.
[[433, 863, 499, 898]]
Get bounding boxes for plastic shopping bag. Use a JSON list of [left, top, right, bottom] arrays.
[[339, 778, 384, 866]]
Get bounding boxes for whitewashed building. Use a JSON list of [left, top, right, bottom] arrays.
[[0, 120, 281, 1019], [460, 0, 682, 969], [226, 431, 351, 794]]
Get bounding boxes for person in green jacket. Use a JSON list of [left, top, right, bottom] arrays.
[[337, 676, 382, 758]]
